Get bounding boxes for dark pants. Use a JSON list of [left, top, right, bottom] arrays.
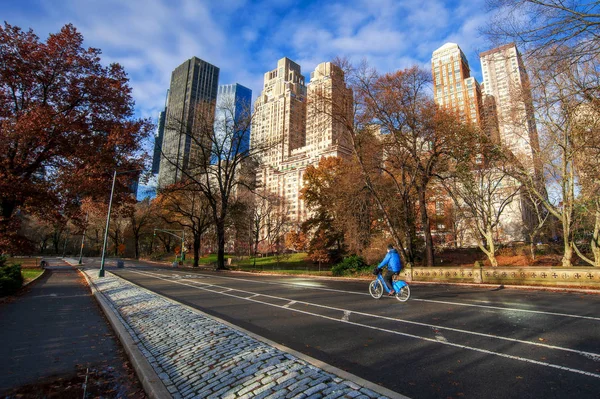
[[384, 270, 398, 293]]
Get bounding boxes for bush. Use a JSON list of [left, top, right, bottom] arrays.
[[0, 256, 23, 296], [331, 255, 370, 276]]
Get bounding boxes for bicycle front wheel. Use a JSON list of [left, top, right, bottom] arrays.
[[369, 280, 384, 299], [395, 284, 410, 302]]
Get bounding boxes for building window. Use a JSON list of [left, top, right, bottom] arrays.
[[436, 201, 444, 216]]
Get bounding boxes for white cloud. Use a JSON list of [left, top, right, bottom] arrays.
[[2, 0, 496, 150]]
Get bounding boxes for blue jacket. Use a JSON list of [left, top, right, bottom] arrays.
[[378, 249, 402, 272]]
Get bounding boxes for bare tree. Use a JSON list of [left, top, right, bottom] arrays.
[[127, 198, 157, 259], [508, 54, 600, 266], [252, 192, 290, 258], [157, 186, 213, 267], [351, 65, 471, 266], [440, 141, 523, 266], [484, 0, 600, 63], [159, 95, 274, 270]]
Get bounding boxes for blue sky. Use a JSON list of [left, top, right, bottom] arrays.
[[2, 0, 494, 135]]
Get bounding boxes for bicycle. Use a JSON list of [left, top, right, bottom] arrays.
[[369, 269, 410, 302]]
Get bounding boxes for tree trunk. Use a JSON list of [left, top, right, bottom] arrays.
[[134, 232, 140, 259], [0, 199, 17, 220], [418, 187, 435, 266], [113, 230, 119, 256], [561, 213, 573, 267], [193, 231, 200, 268], [216, 219, 226, 270], [592, 205, 600, 267], [403, 196, 416, 264]]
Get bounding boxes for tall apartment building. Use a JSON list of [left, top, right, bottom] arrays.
[[480, 43, 544, 241], [251, 59, 352, 224], [480, 43, 539, 169], [432, 43, 483, 125], [158, 57, 219, 188], [212, 83, 252, 164]]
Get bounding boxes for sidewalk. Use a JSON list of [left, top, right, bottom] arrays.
[[0, 259, 145, 397], [77, 264, 407, 399]]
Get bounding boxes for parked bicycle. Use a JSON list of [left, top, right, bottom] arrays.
[[369, 268, 410, 302]]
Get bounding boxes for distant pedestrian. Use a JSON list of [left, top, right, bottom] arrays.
[[377, 244, 402, 296]]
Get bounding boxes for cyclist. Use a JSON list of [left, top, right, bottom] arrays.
[[377, 244, 402, 296]]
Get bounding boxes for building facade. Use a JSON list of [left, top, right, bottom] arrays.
[[432, 43, 483, 125], [431, 43, 541, 243], [251, 59, 353, 226], [158, 57, 219, 188], [480, 43, 539, 170]]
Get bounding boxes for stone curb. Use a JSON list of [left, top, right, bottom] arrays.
[[78, 265, 410, 399], [134, 273, 408, 399], [78, 268, 172, 399]]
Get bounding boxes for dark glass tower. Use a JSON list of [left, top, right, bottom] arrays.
[[158, 57, 219, 188]]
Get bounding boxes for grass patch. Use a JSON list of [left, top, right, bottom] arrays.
[[22, 268, 44, 281], [247, 269, 333, 276], [234, 253, 324, 271], [153, 252, 334, 274]]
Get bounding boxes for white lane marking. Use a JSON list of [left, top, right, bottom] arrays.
[[283, 301, 297, 308], [155, 269, 600, 322], [126, 269, 600, 380], [410, 298, 600, 322], [248, 294, 260, 299], [134, 269, 600, 358], [583, 353, 600, 362], [342, 311, 351, 322], [432, 327, 448, 343]]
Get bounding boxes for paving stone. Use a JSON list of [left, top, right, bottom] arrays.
[[286, 384, 309, 398], [359, 387, 380, 398], [265, 390, 289, 399], [323, 389, 349, 399], [84, 271, 392, 399], [304, 382, 329, 396]]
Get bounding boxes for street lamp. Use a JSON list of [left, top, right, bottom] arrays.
[[153, 228, 186, 263], [99, 169, 142, 277]]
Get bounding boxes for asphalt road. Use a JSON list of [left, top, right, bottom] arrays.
[[85, 258, 600, 399]]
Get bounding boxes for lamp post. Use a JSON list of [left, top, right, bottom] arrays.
[[153, 229, 185, 263], [99, 169, 141, 277]]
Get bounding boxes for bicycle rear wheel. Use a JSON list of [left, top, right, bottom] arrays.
[[369, 280, 384, 299], [395, 284, 410, 302]]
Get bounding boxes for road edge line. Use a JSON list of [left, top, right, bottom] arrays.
[[116, 269, 410, 399]]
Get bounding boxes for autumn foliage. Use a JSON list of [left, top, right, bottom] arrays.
[[0, 22, 152, 252]]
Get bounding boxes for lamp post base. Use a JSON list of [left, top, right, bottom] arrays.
[[98, 269, 105, 277]]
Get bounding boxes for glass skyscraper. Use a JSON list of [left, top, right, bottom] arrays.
[[212, 83, 252, 164]]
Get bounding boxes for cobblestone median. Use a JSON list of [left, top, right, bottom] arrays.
[[85, 271, 393, 399]]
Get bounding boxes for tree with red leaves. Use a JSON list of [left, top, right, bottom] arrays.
[[0, 22, 152, 253]]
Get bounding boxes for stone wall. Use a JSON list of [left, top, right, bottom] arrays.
[[401, 263, 600, 289]]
